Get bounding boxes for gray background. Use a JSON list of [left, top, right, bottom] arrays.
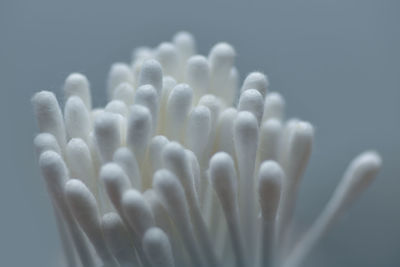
[[1, 0, 399, 266]]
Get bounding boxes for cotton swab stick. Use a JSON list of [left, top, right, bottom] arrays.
[[155, 42, 180, 79], [32, 91, 67, 153], [262, 92, 285, 123], [126, 105, 152, 167], [258, 161, 283, 267], [142, 227, 175, 267], [101, 212, 139, 267], [282, 151, 382, 267], [162, 142, 218, 267], [64, 96, 91, 142], [144, 189, 188, 267], [33, 136, 76, 267], [63, 72, 92, 110], [113, 147, 142, 191], [94, 112, 122, 163], [100, 163, 151, 267], [209, 152, 245, 267], [39, 151, 95, 267], [278, 121, 314, 246], [165, 84, 193, 141], [186, 55, 210, 103], [65, 179, 119, 266], [238, 89, 264, 125], [233, 111, 259, 265], [107, 63, 134, 99], [65, 138, 97, 200], [241, 72, 269, 98], [113, 83, 135, 106], [138, 59, 163, 95], [153, 169, 205, 267]]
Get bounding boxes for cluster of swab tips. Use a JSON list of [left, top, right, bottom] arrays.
[[32, 32, 382, 267]]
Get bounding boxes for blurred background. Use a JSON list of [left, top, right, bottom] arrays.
[[1, 0, 399, 266]]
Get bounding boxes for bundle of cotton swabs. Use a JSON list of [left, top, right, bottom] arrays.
[[32, 32, 382, 267]]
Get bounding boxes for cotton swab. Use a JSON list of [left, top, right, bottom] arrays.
[[142, 227, 175, 267], [126, 105, 152, 167], [94, 112, 122, 163], [101, 212, 139, 267], [63, 72, 92, 110], [153, 169, 205, 267], [138, 59, 163, 95], [184, 105, 211, 161], [32, 91, 67, 153], [262, 92, 285, 123], [173, 31, 196, 76], [33, 136, 76, 267], [162, 142, 218, 267], [34, 133, 61, 156], [148, 135, 169, 177], [122, 189, 155, 238], [65, 179, 119, 266], [155, 42, 180, 79], [143, 189, 188, 267], [65, 138, 97, 200], [107, 63, 134, 99], [208, 42, 236, 104], [165, 84, 193, 141], [105, 100, 129, 118], [39, 151, 95, 267], [258, 161, 283, 267], [113, 83, 135, 106], [241, 72, 269, 98], [255, 119, 283, 172], [214, 107, 237, 159], [209, 152, 245, 267], [113, 147, 142, 191], [186, 55, 210, 102], [233, 111, 259, 265], [134, 84, 159, 134], [278, 121, 314, 247], [283, 151, 382, 267], [64, 96, 91, 142], [238, 89, 264, 125]]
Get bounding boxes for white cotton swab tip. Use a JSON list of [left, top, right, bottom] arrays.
[[142, 227, 175, 267], [32, 91, 66, 152], [113, 82, 135, 106], [34, 133, 61, 157], [209, 152, 237, 210], [94, 112, 121, 163], [63, 72, 92, 110], [259, 161, 283, 221], [238, 89, 264, 125], [241, 72, 269, 98], [64, 96, 91, 141], [122, 189, 155, 238], [107, 63, 134, 98], [138, 59, 163, 95]]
